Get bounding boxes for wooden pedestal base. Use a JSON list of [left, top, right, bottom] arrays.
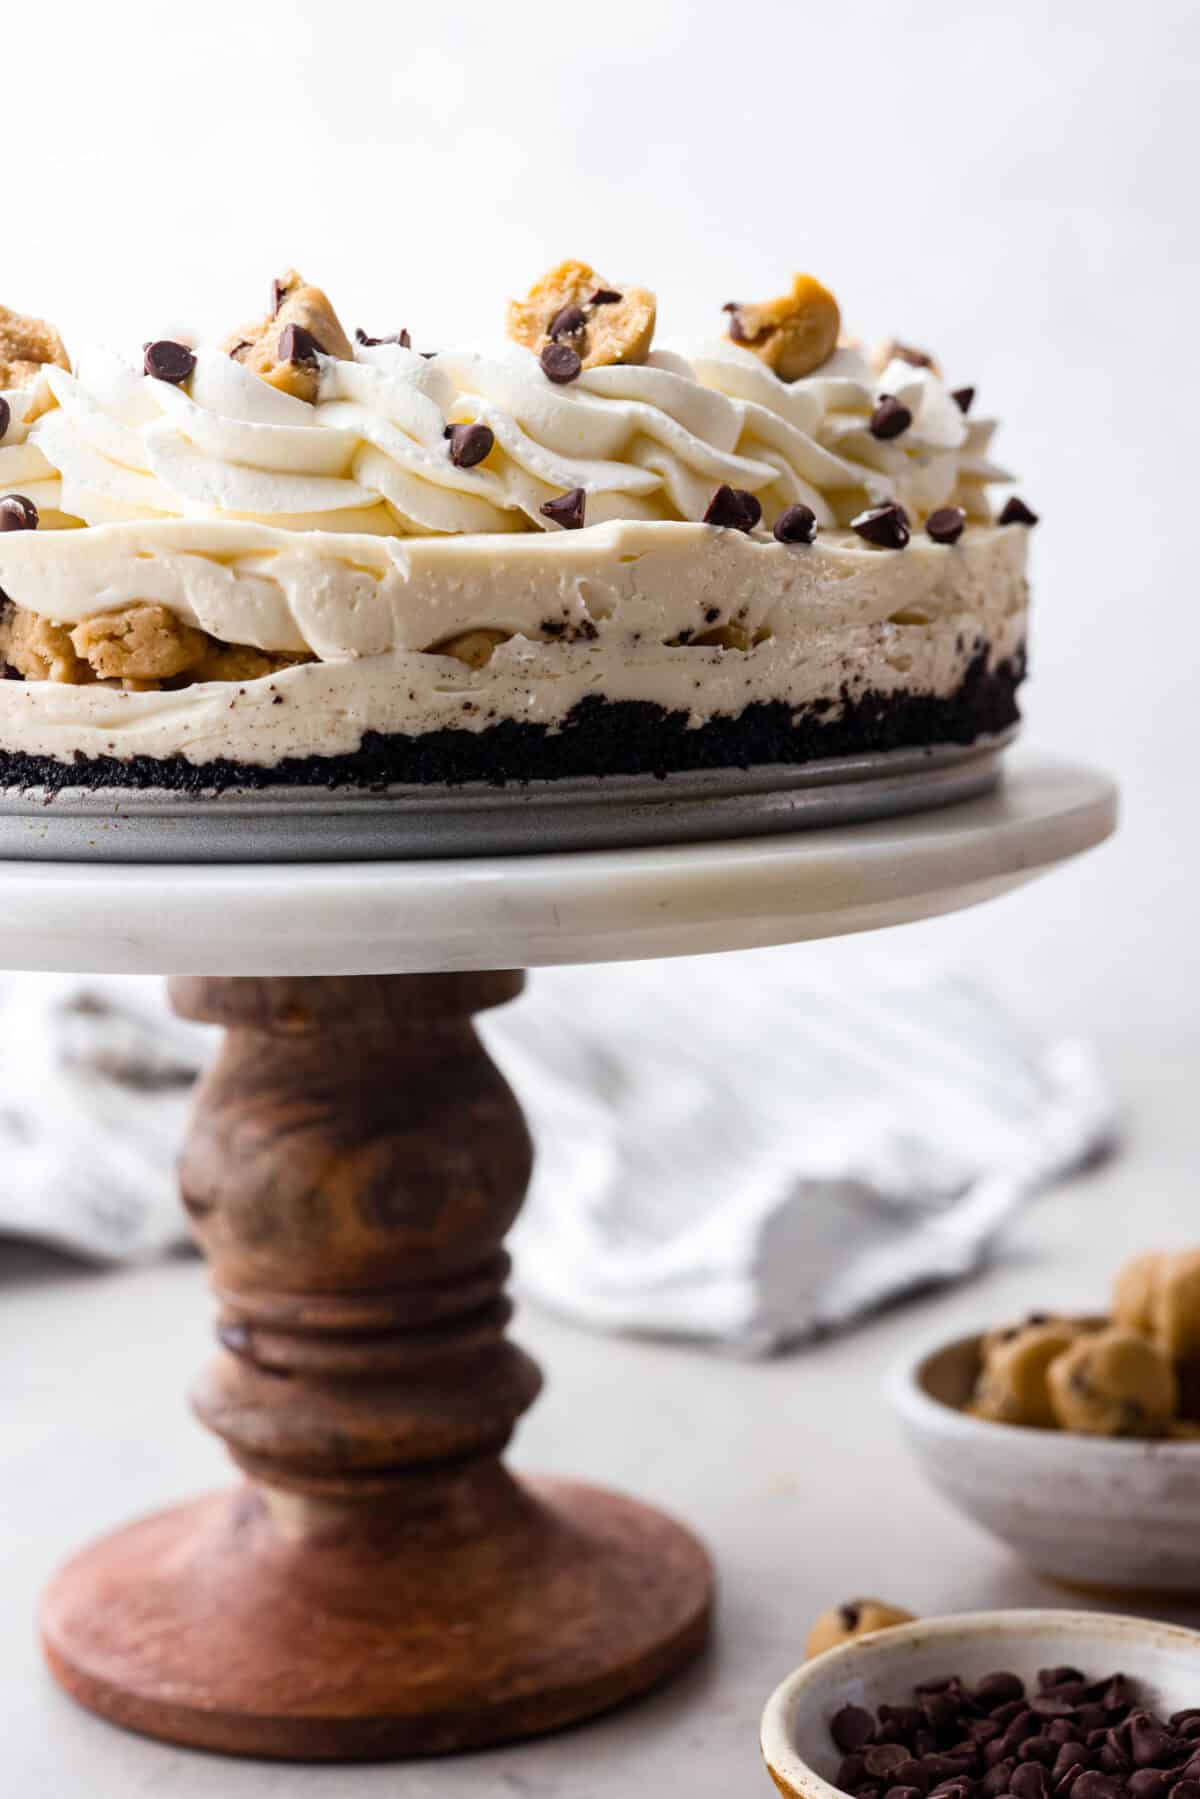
[[40, 974, 713, 1761]]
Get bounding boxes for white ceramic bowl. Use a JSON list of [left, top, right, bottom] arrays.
[[889, 1326, 1200, 1591], [761, 1609, 1200, 1798]]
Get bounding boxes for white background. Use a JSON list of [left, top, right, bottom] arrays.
[[8, 0, 1199, 1046]]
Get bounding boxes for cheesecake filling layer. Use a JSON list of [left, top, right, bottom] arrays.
[[0, 518, 1026, 768]]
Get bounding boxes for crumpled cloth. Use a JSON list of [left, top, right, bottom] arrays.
[[0, 958, 1116, 1355]]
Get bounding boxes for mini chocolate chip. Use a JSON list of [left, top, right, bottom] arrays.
[[1044, 1722, 1079, 1747], [143, 339, 195, 385], [928, 1779, 975, 1799], [1172, 1718, 1200, 1735], [998, 495, 1038, 527], [540, 341, 582, 384], [982, 1759, 1017, 1794], [972, 1723, 1005, 1748], [852, 502, 911, 549], [924, 1694, 967, 1734], [548, 304, 588, 340], [891, 1761, 930, 1791], [271, 277, 288, 316], [774, 503, 818, 544], [994, 1704, 1033, 1728], [0, 397, 9, 443], [927, 506, 967, 545], [703, 484, 762, 531], [722, 301, 750, 343], [1130, 1715, 1184, 1769], [978, 1677, 1027, 1712], [278, 323, 322, 365], [841, 1756, 870, 1788], [0, 494, 39, 531], [840, 1603, 863, 1631], [1011, 1763, 1052, 1799], [1052, 1745, 1088, 1781], [835, 1707, 880, 1753], [867, 1745, 915, 1778], [951, 386, 975, 414], [1129, 1773, 1176, 1799], [1102, 1678, 1134, 1715], [1033, 1697, 1082, 1720], [870, 395, 914, 440], [540, 487, 586, 531], [355, 326, 412, 348], [590, 288, 623, 306], [446, 423, 495, 469], [1001, 1715, 1042, 1754], [1072, 1775, 1124, 1799], [1018, 1740, 1057, 1767]]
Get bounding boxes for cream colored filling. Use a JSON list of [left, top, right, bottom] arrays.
[[0, 517, 1027, 768]]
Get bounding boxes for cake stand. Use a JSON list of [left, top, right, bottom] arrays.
[[20, 753, 1114, 1762]]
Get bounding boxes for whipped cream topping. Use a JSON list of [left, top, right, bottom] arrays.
[[14, 336, 1007, 539]]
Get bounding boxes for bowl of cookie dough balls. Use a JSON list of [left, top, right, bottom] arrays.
[[889, 1250, 1200, 1592]]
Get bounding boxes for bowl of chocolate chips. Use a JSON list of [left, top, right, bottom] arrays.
[[761, 1609, 1200, 1799]]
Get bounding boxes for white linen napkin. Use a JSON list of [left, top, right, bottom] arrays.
[[0, 960, 1115, 1354]]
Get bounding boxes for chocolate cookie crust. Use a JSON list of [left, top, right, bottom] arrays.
[[0, 648, 1023, 798]]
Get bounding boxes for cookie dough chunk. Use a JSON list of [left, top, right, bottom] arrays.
[[224, 269, 354, 402], [722, 274, 841, 381], [1047, 1326, 1178, 1438], [507, 260, 656, 370], [1113, 1251, 1164, 1341], [429, 627, 512, 670], [0, 605, 88, 683], [70, 604, 209, 683], [188, 642, 314, 682], [805, 1599, 915, 1660], [971, 1318, 1086, 1428], [0, 303, 70, 391]]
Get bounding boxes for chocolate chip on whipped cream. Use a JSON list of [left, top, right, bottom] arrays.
[[0, 494, 38, 532], [355, 326, 412, 348], [445, 423, 495, 469], [869, 395, 913, 441], [998, 495, 1039, 526], [773, 503, 818, 545], [143, 340, 196, 385], [278, 324, 321, 368], [508, 259, 656, 369], [927, 505, 967, 545], [722, 273, 841, 381], [539, 487, 586, 530], [704, 485, 762, 532], [852, 502, 910, 548], [952, 386, 976, 414], [539, 342, 582, 384]]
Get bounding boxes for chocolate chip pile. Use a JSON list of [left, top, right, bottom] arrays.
[[829, 1667, 1200, 1799]]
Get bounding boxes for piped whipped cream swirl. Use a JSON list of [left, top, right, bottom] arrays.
[[18, 337, 1007, 538]]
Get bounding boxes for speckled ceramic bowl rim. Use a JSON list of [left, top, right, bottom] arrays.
[[760, 1609, 1200, 1798], [888, 1321, 1200, 1457]]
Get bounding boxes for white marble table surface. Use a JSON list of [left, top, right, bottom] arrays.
[[6, 1026, 1198, 1799]]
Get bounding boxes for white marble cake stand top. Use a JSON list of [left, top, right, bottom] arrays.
[[0, 754, 1115, 976]]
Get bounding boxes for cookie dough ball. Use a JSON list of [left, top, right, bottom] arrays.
[[1113, 1251, 1162, 1339], [805, 1599, 915, 1660], [1047, 1326, 1178, 1438], [971, 1318, 1086, 1429]]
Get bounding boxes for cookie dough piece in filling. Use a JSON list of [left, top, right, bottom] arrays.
[[971, 1317, 1086, 1428], [805, 1599, 916, 1660], [0, 601, 312, 689], [1047, 1326, 1178, 1438]]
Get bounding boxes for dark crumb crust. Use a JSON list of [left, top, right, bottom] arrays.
[[0, 647, 1024, 796]]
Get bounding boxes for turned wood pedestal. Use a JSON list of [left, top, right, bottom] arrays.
[[40, 973, 713, 1761]]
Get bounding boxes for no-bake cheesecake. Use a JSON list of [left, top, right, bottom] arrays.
[[0, 263, 1033, 792]]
